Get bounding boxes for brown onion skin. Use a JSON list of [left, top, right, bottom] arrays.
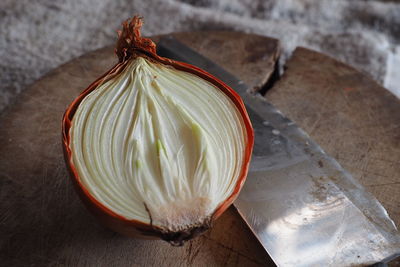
[[62, 16, 254, 245]]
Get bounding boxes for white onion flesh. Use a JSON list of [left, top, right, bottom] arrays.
[[69, 57, 247, 231]]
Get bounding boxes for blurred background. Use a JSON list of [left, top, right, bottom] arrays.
[[1, 0, 400, 113]]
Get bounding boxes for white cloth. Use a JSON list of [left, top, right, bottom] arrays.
[[1, 0, 399, 112]]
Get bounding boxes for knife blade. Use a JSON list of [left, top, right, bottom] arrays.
[[157, 35, 400, 266]]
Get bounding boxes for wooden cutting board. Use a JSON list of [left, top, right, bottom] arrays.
[[1, 31, 399, 266]]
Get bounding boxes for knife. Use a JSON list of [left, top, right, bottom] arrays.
[[157, 35, 400, 266]]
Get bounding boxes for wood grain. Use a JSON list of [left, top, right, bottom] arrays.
[[0, 32, 279, 266], [266, 47, 400, 227]]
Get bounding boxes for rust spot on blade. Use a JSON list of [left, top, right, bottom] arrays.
[[318, 160, 324, 168]]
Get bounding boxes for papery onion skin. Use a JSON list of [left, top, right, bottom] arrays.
[[62, 16, 254, 245]]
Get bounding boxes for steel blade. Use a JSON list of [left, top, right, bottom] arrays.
[[157, 36, 400, 266]]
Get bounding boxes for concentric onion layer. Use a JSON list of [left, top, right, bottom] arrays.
[[69, 57, 247, 232]]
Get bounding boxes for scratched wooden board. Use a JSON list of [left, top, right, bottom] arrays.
[[0, 32, 278, 266], [266, 47, 400, 227]]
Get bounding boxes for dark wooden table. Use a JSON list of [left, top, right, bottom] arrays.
[[0, 31, 399, 266]]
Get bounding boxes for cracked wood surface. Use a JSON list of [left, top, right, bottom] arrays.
[[0, 32, 278, 266], [2, 31, 398, 267], [266, 47, 400, 227]]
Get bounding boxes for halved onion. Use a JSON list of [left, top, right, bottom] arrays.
[[62, 16, 254, 245]]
